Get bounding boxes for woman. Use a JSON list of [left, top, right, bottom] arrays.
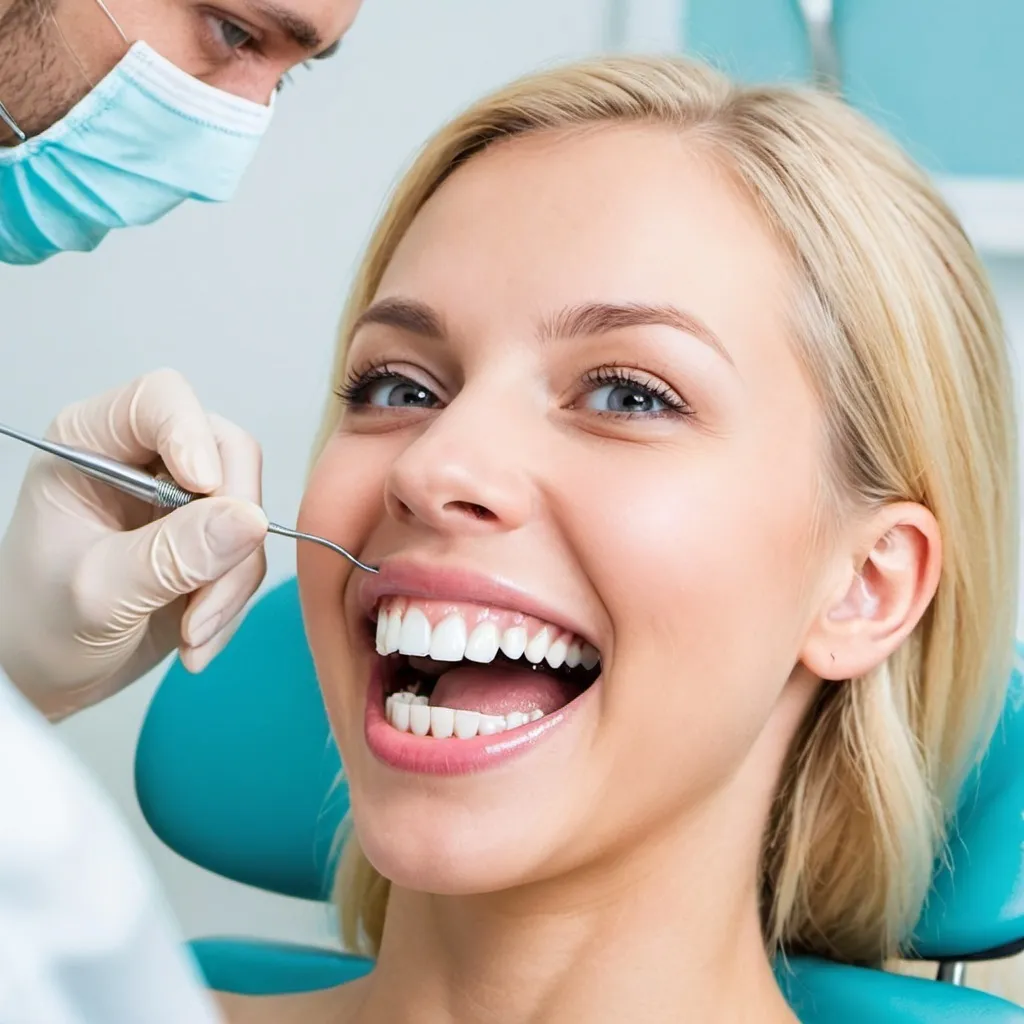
[[219, 55, 1019, 1022]]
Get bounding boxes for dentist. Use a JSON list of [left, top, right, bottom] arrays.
[[0, 0, 361, 1020]]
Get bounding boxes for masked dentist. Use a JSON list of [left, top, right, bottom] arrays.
[[0, 0, 361, 1020]]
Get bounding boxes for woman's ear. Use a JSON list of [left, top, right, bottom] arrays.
[[802, 502, 942, 682]]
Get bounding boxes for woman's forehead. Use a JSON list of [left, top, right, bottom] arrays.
[[375, 126, 796, 370]]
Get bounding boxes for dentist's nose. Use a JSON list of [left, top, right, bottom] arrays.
[[384, 395, 534, 535]]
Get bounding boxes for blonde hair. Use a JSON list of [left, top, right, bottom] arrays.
[[311, 56, 1019, 966]]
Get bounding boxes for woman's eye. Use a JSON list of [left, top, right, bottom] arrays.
[[584, 383, 668, 415], [363, 378, 441, 409]]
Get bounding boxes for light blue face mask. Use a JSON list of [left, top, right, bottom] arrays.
[[0, 37, 274, 265]]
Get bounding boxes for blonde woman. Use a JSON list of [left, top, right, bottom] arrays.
[[217, 55, 1019, 1023]]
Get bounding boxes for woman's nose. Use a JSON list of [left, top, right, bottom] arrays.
[[384, 397, 534, 536]]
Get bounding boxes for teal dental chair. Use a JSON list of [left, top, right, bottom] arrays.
[[135, 577, 1024, 1021]]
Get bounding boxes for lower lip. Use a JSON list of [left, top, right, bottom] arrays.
[[364, 660, 583, 775]]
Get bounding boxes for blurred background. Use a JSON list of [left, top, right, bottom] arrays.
[[0, 0, 1022, 1000]]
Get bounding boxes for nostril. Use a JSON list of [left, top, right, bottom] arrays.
[[445, 501, 495, 522]]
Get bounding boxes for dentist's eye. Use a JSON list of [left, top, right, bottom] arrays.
[[578, 367, 692, 418], [336, 366, 442, 410], [203, 12, 257, 55]]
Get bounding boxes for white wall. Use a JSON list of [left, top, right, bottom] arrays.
[[0, 0, 608, 945], [0, 0, 1022, 962]]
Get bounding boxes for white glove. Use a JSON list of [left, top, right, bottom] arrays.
[[0, 370, 268, 720]]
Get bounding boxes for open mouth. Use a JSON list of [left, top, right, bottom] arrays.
[[370, 598, 602, 741]]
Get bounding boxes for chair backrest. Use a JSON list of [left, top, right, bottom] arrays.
[[135, 577, 1024, 970]]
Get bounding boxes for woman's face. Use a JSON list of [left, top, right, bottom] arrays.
[[299, 125, 832, 894]]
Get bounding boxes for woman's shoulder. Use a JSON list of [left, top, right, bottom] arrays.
[[214, 984, 359, 1024]]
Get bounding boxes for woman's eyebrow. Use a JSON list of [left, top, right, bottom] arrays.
[[349, 297, 733, 368], [350, 298, 446, 340], [542, 302, 734, 366]]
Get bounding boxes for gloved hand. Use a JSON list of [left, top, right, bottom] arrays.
[[0, 370, 268, 720]]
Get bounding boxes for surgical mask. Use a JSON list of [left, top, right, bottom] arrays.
[[0, 9, 274, 265]]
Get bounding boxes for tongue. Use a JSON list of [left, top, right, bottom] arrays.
[[429, 665, 578, 717]]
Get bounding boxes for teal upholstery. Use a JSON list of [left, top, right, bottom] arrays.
[[914, 648, 1024, 961], [136, 578, 346, 901], [135, 578, 1024, 1018], [681, 0, 1024, 176]]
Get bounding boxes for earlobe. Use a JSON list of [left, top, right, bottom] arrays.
[[802, 503, 942, 682]]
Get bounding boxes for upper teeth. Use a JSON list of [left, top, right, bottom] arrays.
[[375, 603, 600, 671]]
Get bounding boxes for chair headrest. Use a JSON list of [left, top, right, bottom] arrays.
[[912, 645, 1024, 959], [136, 578, 1024, 957], [136, 577, 345, 901]]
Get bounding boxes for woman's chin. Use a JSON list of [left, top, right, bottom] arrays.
[[355, 812, 554, 896]]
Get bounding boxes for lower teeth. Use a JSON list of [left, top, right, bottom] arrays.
[[385, 689, 545, 739]]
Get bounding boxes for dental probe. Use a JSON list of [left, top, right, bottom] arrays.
[[0, 422, 378, 574]]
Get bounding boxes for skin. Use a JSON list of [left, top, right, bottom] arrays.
[[223, 125, 942, 1023], [0, 0, 361, 144]]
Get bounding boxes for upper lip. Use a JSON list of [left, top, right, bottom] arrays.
[[355, 557, 597, 647]]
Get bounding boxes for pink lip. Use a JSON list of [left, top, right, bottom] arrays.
[[364, 660, 588, 775], [356, 557, 595, 644]]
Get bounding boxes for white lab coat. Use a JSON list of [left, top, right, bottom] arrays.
[[0, 673, 223, 1023]]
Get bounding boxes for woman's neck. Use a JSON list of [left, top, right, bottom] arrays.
[[343, 810, 798, 1024]]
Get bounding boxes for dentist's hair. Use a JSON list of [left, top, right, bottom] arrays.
[[313, 55, 1019, 965]]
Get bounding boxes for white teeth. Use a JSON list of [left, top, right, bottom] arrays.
[[429, 706, 455, 739], [454, 709, 481, 739], [545, 634, 569, 670], [565, 641, 582, 669], [386, 691, 547, 739], [524, 627, 551, 664], [465, 621, 500, 663], [413, 694, 429, 705], [429, 615, 467, 662], [500, 625, 528, 660], [392, 700, 411, 732], [477, 715, 505, 735], [398, 607, 431, 657], [409, 702, 431, 736], [384, 610, 402, 654], [375, 611, 389, 655], [580, 643, 600, 671]]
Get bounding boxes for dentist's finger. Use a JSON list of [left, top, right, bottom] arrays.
[[179, 607, 247, 674], [48, 369, 224, 493], [72, 497, 268, 637], [180, 414, 266, 649]]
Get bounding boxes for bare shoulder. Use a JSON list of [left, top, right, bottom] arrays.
[[215, 984, 361, 1024]]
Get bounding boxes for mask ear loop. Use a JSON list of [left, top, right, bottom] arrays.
[[92, 0, 128, 43], [0, 0, 128, 144]]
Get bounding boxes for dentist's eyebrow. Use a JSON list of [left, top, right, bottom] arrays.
[[350, 298, 447, 341], [542, 302, 734, 367], [242, 0, 334, 54]]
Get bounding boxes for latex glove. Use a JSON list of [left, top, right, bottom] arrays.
[[0, 370, 268, 720]]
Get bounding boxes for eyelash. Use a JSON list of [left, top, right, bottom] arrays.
[[579, 365, 693, 417], [335, 363, 693, 418], [335, 364, 413, 405]]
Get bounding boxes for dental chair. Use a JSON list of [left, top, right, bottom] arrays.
[[135, 577, 1024, 1022]]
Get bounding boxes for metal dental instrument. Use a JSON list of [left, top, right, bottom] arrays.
[[796, 0, 841, 94], [0, 422, 379, 574]]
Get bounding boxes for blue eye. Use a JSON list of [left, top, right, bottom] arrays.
[[337, 369, 441, 410], [585, 383, 668, 415], [365, 379, 439, 408]]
